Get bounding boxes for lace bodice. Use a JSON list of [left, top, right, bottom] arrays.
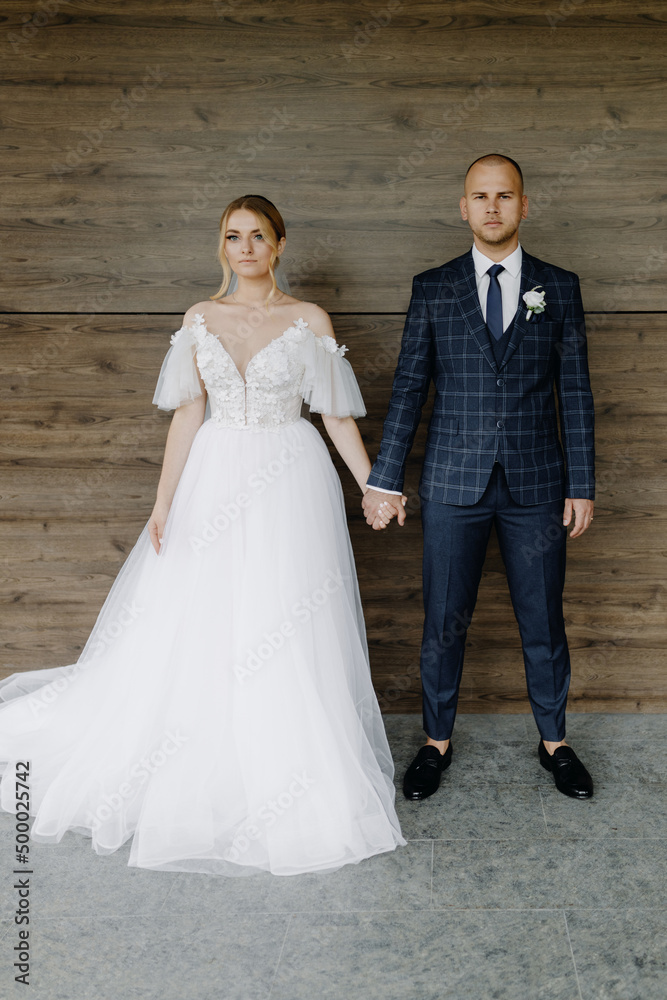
[[153, 313, 366, 430], [190, 313, 313, 430]]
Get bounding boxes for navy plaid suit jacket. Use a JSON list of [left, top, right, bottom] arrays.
[[367, 248, 595, 505]]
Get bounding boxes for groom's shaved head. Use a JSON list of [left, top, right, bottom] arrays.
[[460, 154, 528, 251], [465, 154, 524, 193]]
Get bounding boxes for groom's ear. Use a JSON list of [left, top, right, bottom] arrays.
[[521, 194, 529, 220], [460, 195, 468, 221]]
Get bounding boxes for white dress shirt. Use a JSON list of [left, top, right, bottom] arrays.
[[366, 243, 523, 496], [472, 242, 522, 332]]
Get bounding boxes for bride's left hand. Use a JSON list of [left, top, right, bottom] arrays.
[[370, 495, 408, 531], [148, 500, 170, 554]]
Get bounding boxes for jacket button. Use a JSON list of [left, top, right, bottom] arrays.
[[497, 420, 504, 429], [497, 378, 505, 386]]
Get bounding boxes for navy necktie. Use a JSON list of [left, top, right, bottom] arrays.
[[486, 264, 505, 340]]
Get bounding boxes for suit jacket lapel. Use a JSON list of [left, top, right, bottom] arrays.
[[498, 253, 540, 370], [451, 251, 498, 374]]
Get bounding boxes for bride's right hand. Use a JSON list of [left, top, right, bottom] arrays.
[[148, 501, 170, 554]]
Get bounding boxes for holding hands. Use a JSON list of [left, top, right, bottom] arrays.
[[362, 489, 407, 530]]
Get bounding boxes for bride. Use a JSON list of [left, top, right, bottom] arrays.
[[0, 194, 407, 876]]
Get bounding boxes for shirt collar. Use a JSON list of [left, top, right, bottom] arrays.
[[472, 242, 523, 278]]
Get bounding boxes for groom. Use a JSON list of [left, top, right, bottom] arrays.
[[364, 154, 595, 801]]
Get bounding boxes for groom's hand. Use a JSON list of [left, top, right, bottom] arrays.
[[362, 489, 407, 530], [563, 498, 594, 538]]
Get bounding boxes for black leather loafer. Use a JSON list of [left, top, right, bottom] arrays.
[[403, 743, 453, 801], [538, 741, 593, 799]]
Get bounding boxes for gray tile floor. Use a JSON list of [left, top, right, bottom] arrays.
[[1, 713, 666, 999]]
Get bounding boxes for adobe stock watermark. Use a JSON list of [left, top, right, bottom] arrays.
[[227, 771, 316, 862], [555, 247, 667, 362], [85, 729, 190, 833], [520, 512, 568, 566], [279, 233, 343, 293], [189, 439, 306, 553], [582, 586, 666, 695], [384, 75, 499, 189], [341, 1, 403, 61], [594, 245, 667, 313], [27, 600, 145, 717], [7, 0, 70, 53], [16, 266, 150, 394], [545, 0, 587, 29], [212, 0, 243, 14], [12, 761, 32, 985], [179, 107, 295, 222], [377, 611, 474, 710], [355, 341, 400, 390], [83, 600, 146, 659], [234, 568, 344, 683], [52, 66, 169, 181], [527, 116, 628, 222]]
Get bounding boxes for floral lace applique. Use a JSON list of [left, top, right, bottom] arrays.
[[158, 313, 363, 425], [285, 317, 349, 358], [317, 334, 349, 358], [282, 317, 310, 342], [190, 314, 306, 430]]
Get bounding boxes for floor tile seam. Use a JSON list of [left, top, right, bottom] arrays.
[[154, 903, 667, 912], [416, 778, 667, 785], [87, 906, 664, 916], [408, 835, 629, 841], [410, 834, 666, 841], [266, 912, 292, 1000], [398, 773, 667, 779], [165, 904, 667, 914], [545, 906, 667, 914], [374, 905, 667, 913], [421, 782, 667, 788], [429, 839, 434, 907], [538, 786, 550, 834], [223, 905, 667, 915], [396, 781, 556, 786], [428, 835, 667, 842], [405, 838, 659, 845], [563, 911, 585, 1000], [258, 907, 587, 917], [12, 905, 667, 921], [154, 874, 181, 915]]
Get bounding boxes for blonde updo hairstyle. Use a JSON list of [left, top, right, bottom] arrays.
[[210, 194, 286, 306]]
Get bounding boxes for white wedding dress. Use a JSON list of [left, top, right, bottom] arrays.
[[0, 313, 406, 876]]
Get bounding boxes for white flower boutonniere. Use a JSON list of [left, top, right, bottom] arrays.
[[522, 286, 546, 321]]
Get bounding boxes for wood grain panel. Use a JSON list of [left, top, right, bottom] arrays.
[[1, 312, 665, 714], [4, 1, 667, 25], [1, 2, 666, 311], [1, 2, 664, 713]]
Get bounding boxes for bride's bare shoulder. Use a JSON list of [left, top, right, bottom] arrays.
[[182, 298, 228, 326], [293, 300, 335, 339]]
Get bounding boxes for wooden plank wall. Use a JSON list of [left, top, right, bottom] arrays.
[[1, 2, 666, 713]]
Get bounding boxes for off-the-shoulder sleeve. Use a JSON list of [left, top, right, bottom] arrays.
[[152, 324, 203, 411], [298, 332, 366, 418]]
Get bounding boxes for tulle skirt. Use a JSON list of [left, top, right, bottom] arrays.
[[0, 416, 405, 875]]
